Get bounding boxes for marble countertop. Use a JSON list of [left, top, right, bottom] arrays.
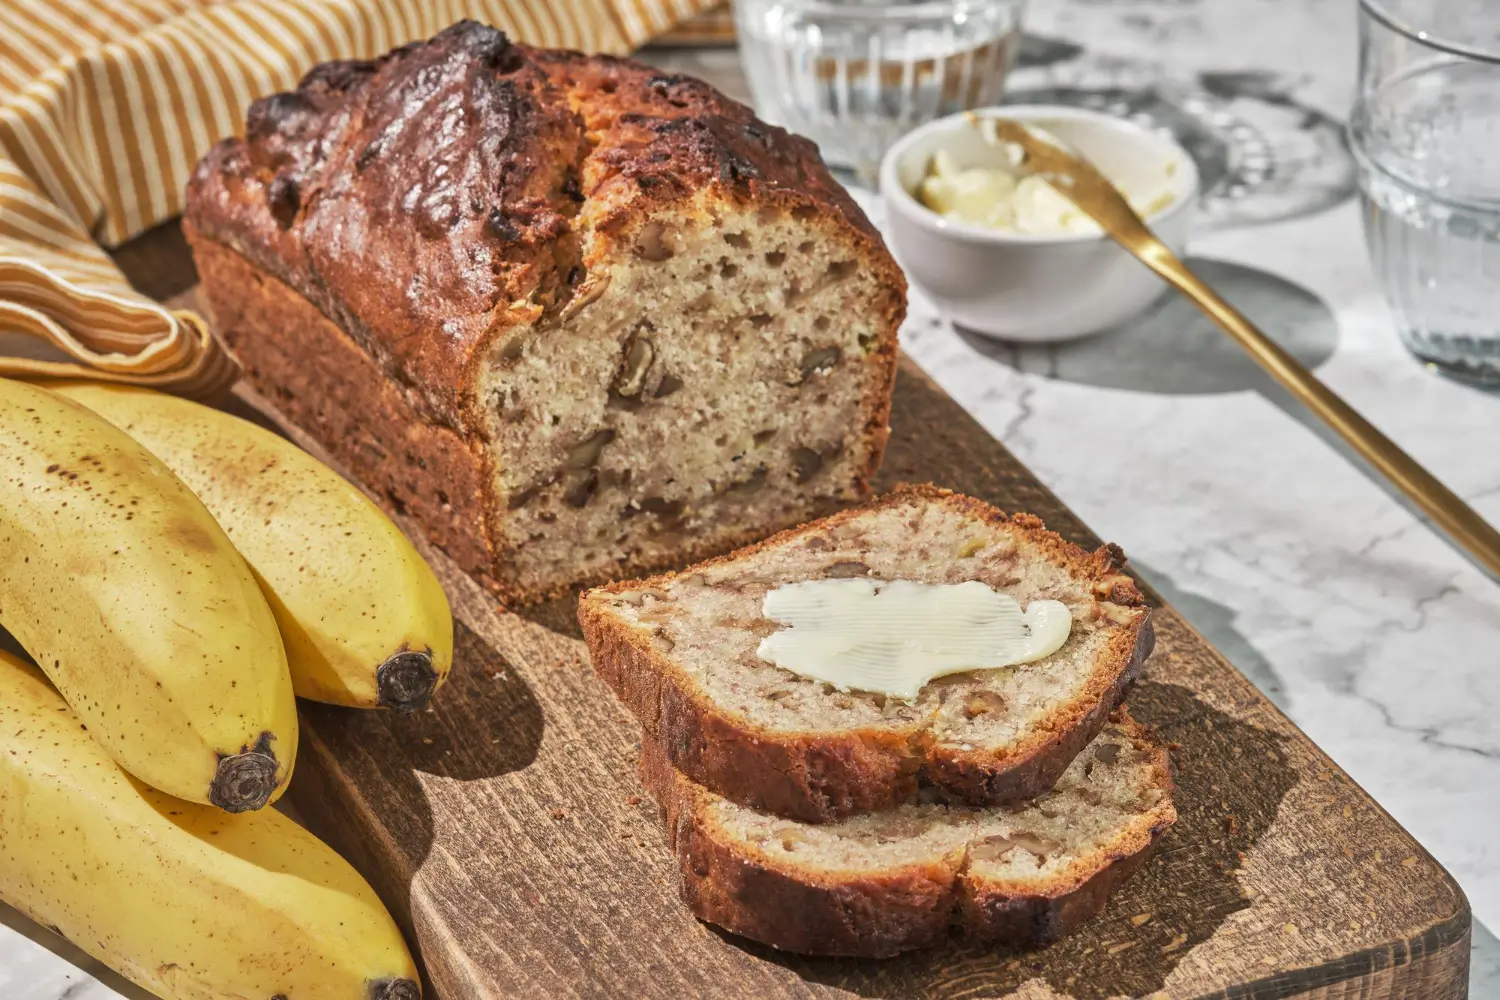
[[4, 0, 1496, 996]]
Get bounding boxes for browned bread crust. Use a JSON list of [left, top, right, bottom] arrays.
[[188, 237, 501, 582], [185, 21, 905, 603], [642, 709, 1176, 958], [186, 20, 889, 428], [581, 485, 1154, 822]]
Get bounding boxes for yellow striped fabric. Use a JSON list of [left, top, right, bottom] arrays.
[[0, 0, 714, 397]]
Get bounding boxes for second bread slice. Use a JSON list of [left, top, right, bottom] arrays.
[[643, 709, 1176, 957], [581, 486, 1154, 822]]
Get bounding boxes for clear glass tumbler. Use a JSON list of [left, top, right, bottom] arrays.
[[734, 0, 1025, 183], [1349, 0, 1500, 386]]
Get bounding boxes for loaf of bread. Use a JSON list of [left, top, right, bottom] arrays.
[[643, 710, 1176, 958], [581, 486, 1153, 822], [185, 21, 906, 603]]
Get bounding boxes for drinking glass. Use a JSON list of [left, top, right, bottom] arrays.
[[734, 0, 1025, 183], [1349, 0, 1500, 386]]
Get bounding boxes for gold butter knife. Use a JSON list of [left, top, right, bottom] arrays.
[[984, 117, 1500, 579]]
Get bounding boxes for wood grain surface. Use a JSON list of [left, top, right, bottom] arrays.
[[122, 230, 1470, 1000]]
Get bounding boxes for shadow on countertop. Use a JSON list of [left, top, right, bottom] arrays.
[[957, 256, 1339, 396]]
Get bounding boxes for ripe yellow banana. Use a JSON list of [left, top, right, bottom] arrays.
[[0, 650, 421, 1000], [0, 377, 296, 811], [53, 381, 454, 711]]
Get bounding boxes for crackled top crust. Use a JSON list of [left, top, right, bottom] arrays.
[[186, 20, 894, 430]]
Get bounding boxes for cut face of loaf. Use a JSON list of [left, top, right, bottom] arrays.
[[183, 22, 905, 604], [483, 199, 897, 600], [580, 486, 1153, 823], [644, 710, 1176, 958]]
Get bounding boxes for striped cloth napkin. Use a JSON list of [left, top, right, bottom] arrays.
[[0, 0, 715, 398]]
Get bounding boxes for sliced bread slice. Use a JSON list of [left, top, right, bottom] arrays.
[[580, 485, 1153, 823], [643, 710, 1176, 957]]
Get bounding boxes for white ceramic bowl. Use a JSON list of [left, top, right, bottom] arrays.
[[878, 105, 1200, 342]]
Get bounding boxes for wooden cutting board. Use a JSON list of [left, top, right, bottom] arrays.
[[119, 227, 1468, 1000]]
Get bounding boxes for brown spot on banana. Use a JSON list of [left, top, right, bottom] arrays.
[[210, 732, 280, 813], [163, 516, 221, 554], [377, 649, 438, 713]]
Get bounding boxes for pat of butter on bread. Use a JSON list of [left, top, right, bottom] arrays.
[[757, 578, 1072, 700]]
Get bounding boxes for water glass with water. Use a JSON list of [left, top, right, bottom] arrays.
[[735, 0, 1025, 183], [1349, 0, 1500, 386]]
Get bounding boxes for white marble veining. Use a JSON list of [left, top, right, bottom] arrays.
[[3, 0, 1496, 997]]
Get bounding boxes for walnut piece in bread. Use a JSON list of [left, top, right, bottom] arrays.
[[185, 21, 906, 603]]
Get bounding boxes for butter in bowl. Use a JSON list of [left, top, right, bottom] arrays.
[[879, 106, 1200, 341]]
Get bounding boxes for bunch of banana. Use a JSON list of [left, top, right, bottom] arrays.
[[0, 377, 297, 812], [0, 377, 446, 996], [0, 649, 420, 1000], [54, 381, 454, 712]]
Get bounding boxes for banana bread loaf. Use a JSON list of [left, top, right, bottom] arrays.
[[185, 20, 906, 603]]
